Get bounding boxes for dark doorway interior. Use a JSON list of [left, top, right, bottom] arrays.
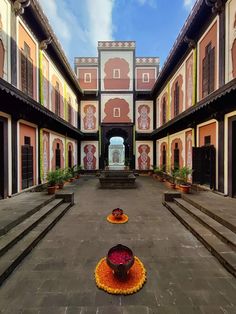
[[21, 136, 33, 190], [192, 145, 216, 189], [0, 121, 4, 198], [232, 121, 236, 197]]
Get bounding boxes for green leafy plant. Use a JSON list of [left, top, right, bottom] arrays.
[[57, 168, 66, 184], [177, 167, 193, 185], [64, 168, 73, 181], [170, 167, 179, 184], [154, 165, 165, 176], [46, 169, 60, 187]]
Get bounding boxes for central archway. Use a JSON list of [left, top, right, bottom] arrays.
[[108, 136, 125, 167], [100, 125, 134, 169]]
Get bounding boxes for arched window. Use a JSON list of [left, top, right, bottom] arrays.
[[174, 81, 179, 117], [162, 145, 166, 172], [174, 142, 179, 169], [68, 145, 72, 168], [56, 143, 61, 169], [55, 82, 60, 116]]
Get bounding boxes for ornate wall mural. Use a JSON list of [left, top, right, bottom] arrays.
[[232, 12, 236, 78], [136, 101, 153, 132], [0, 0, 10, 81], [185, 131, 192, 170], [136, 141, 153, 170], [81, 101, 98, 132], [42, 131, 49, 181], [185, 53, 194, 109], [42, 54, 49, 108], [81, 141, 99, 170]]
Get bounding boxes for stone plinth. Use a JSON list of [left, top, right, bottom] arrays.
[[99, 170, 136, 189]]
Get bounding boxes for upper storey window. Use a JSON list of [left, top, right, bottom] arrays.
[[55, 81, 60, 116], [84, 73, 91, 83], [202, 42, 215, 98], [174, 81, 180, 117], [142, 73, 149, 83], [113, 69, 120, 79], [21, 42, 33, 98], [68, 97, 72, 124]]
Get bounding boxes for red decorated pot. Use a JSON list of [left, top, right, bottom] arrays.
[[112, 208, 124, 220], [106, 244, 134, 280]]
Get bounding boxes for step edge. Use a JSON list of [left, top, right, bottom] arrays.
[[163, 201, 236, 278]]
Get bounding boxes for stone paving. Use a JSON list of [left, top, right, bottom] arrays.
[[0, 176, 236, 313]]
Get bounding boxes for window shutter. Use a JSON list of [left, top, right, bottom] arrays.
[[27, 57, 33, 98], [209, 47, 215, 94], [21, 50, 27, 93], [202, 56, 208, 98]]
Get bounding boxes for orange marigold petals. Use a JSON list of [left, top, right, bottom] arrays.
[[94, 256, 146, 295], [107, 214, 129, 224]]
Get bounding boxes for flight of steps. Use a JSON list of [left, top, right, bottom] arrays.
[[0, 195, 73, 286], [163, 193, 236, 278]]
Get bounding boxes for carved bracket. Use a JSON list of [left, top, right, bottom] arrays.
[[13, 0, 30, 16], [205, 0, 224, 13], [39, 37, 52, 51], [184, 36, 196, 49]]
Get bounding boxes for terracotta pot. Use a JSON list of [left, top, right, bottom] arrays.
[[170, 183, 176, 189], [180, 184, 191, 193], [69, 178, 74, 182], [76, 175, 80, 179], [48, 186, 56, 195], [58, 182, 64, 189]]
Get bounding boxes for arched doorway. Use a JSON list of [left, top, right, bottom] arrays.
[[101, 125, 134, 169], [108, 137, 125, 167]]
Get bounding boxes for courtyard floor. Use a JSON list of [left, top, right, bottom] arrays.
[[0, 176, 235, 313]]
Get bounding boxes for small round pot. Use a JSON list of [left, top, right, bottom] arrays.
[[48, 185, 56, 195], [69, 178, 74, 182], [180, 184, 191, 193], [107, 244, 134, 280], [112, 208, 124, 220], [76, 175, 80, 179], [170, 183, 176, 189]]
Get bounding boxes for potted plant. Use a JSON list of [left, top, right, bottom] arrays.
[[68, 166, 76, 181], [154, 165, 165, 182], [75, 165, 82, 179], [46, 170, 59, 194], [64, 168, 73, 183], [169, 168, 178, 189], [57, 169, 65, 189], [177, 166, 193, 193]]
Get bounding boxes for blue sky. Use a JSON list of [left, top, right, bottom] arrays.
[[38, 0, 196, 68]]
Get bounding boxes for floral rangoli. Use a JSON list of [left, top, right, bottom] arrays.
[[95, 256, 146, 294]]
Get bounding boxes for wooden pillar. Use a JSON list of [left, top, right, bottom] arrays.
[[217, 116, 224, 193], [12, 117, 18, 194]]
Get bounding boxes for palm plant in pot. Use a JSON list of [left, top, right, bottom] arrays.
[[170, 168, 178, 189], [64, 167, 73, 182], [177, 166, 193, 193], [47, 169, 59, 194], [57, 169, 65, 189]]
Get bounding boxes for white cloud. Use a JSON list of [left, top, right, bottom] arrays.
[[183, 0, 195, 9], [37, 0, 115, 64], [136, 0, 157, 8]]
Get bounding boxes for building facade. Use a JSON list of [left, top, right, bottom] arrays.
[[0, 0, 82, 199], [75, 42, 159, 170], [0, 0, 236, 199]]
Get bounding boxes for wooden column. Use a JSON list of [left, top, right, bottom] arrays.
[[12, 117, 18, 194], [217, 116, 224, 193]]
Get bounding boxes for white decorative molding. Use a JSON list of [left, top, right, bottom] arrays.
[[98, 41, 136, 49], [136, 57, 160, 65], [75, 57, 98, 65]]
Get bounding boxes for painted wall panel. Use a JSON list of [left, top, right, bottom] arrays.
[[101, 94, 133, 123], [0, 0, 10, 82], [100, 51, 133, 91], [136, 67, 156, 91], [77, 67, 98, 90], [135, 101, 153, 132], [81, 141, 99, 170], [81, 101, 99, 132], [225, 0, 236, 82], [135, 141, 153, 170]]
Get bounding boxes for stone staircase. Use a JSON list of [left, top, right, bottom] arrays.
[[0, 193, 73, 286], [163, 193, 236, 278]]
